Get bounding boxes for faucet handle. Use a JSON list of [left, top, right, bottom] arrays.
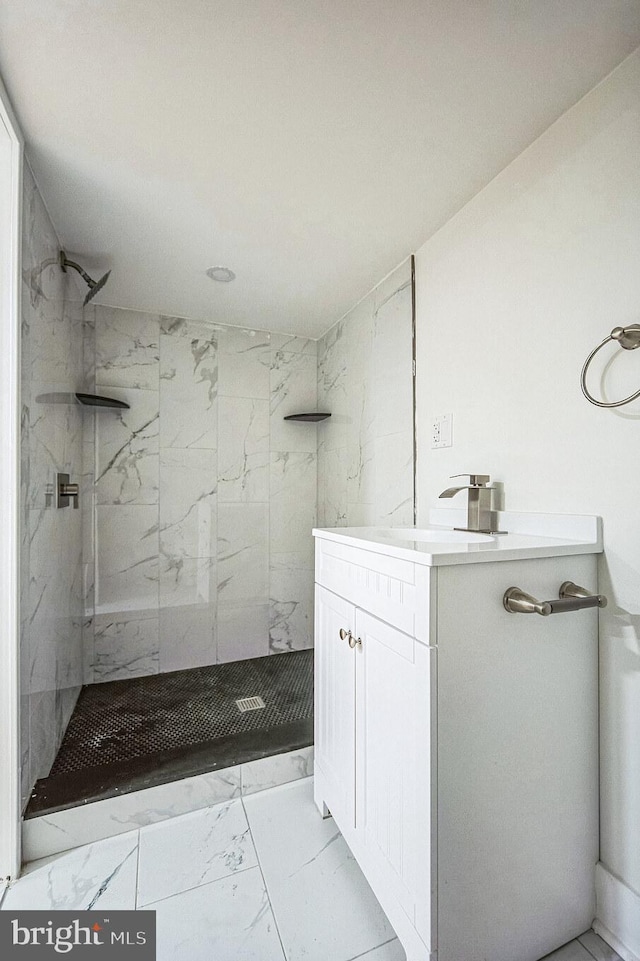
[[450, 473, 491, 487]]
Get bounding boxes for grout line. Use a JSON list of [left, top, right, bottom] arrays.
[[241, 794, 289, 961], [579, 930, 624, 961], [345, 937, 399, 961], [138, 861, 258, 910], [134, 830, 141, 910]]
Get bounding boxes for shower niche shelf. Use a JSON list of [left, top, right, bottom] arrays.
[[283, 412, 331, 422], [75, 393, 130, 410]]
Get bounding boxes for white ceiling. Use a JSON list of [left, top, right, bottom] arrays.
[[1, 1, 639, 338]]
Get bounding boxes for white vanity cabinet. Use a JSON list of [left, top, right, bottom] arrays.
[[315, 586, 435, 945], [313, 513, 603, 961]]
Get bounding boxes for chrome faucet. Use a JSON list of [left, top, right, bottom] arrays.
[[439, 473, 501, 534]]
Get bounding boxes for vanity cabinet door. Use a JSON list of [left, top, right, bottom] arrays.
[[314, 585, 357, 834], [354, 610, 435, 947]]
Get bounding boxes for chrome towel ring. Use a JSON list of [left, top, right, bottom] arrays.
[[581, 324, 640, 408]]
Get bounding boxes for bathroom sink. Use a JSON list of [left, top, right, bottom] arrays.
[[374, 527, 494, 543]]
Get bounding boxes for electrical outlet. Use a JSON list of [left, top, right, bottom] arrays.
[[431, 413, 453, 449]]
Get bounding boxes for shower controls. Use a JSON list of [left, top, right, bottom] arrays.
[[56, 472, 79, 509]]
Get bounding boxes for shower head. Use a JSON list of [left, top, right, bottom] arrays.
[[59, 250, 111, 306]]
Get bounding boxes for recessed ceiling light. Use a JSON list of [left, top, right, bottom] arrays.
[[206, 265, 236, 283]]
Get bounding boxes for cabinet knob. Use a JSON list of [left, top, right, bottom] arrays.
[[339, 628, 349, 641], [348, 635, 363, 650]]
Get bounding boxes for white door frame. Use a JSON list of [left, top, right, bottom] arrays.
[[0, 74, 24, 880]]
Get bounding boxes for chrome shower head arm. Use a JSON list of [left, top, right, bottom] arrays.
[[59, 250, 111, 305], [59, 250, 95, 288]]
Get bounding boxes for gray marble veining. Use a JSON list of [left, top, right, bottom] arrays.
[[83, 306, 317, 682], [95, 306, 160, 391], [317, 258, 413, 530], [95, 386, 159, 505], [160, 317, 217, 449]]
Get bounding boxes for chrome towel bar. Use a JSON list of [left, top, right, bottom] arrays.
[[503, 581, 607, 616]]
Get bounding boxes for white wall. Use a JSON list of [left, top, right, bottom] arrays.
[[415, 48, 640, 954]]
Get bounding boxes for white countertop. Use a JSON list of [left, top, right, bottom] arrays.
[[313, 509, 603, 567]]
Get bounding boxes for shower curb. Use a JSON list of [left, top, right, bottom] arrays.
[[22, 746, 313, 864]]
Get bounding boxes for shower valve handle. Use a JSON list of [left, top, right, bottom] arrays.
[[56, 473, 79, 509]]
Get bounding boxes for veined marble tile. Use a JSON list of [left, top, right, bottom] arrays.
[[20, 167, 87, 812], [269, 549, 314, 572], [243, 779, 396, 961], [372, 258, 411, 314], [372, 277, 412, 440], [27, 400, 68, 509], [317, 446, 348, 528], [82, 307, 96, 388], [82, 616, 95, 684], [218, 397, 269, 502], [159, 448, 217, 559], [374, 431, 413, 526], [2, 832, 139, 911], [137, 798, 257, 906], [270, 333, 317, 355], [347, 438, 376, 506], [95, 306, 159, 390], [95, 386, 159, 505], [30, 304, 74, 390], [93, 613, 159, 682], [57, 686, 81, 751], [23, 767, 241, 862], [347, 371, 375, 460], [346, 502, 376, 527], [22, 167, 61, 309], [151, 867, 285, 961], [20, 692, 31, 812], [95, 505, 159, 614], [217, 504, 268, 606], [218, 327, 271, 399], [160, 556, 216, 610], [270, 349, 318, 453], [317, 323, 349, 453], [270, 452, 317, 553], [159, 604, 216, 672], [64, 298, 85, 383], [240, 749, 314, 795], [318, 319, 347, 385], [269, 563, 314, 652], [216, 603, 269, 663], [29, 689, 58, 782], [28, 508, 80, 624], [30, 614, 83, 694], [160, 316, 217, 449]]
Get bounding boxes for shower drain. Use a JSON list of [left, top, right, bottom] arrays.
[[235, 696, 266, 713]]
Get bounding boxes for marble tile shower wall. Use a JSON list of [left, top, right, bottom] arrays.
[[20, 166, 85, 809], [317, 259, 414, 528], [82, 307, 317, 682]]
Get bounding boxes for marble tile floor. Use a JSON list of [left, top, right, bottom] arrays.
[[2, 778, 622, 961]]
